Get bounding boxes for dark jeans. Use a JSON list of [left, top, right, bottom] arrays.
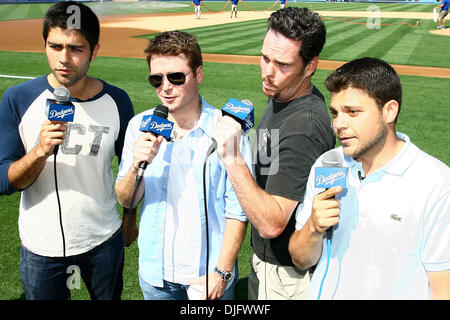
[[20, 228, 124, 300]]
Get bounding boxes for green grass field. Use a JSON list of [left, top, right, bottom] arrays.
[[0, 1, 449, 300]]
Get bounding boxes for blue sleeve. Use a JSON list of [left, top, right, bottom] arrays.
[[223, 135, 252, 222], [0, 86, 26, 195], [103, 83, 134, 164], [0, 76, 57, 195]]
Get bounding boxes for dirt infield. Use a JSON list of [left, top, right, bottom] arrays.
[[1, 10, 449, 78]]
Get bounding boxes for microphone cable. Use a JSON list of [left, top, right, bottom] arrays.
[[317, 237, 331, 300], [53, 148, 72, 300], [53, 149, 66, 258], [110, 168, 143, 300], [202, 150, 212, 300]]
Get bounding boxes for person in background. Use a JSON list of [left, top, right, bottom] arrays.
[[231, 0, 239, 18], [435, 0, 449, 29], [193, 0, 203, 19]]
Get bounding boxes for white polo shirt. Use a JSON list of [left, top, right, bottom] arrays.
[[295, 133, 450, 299]]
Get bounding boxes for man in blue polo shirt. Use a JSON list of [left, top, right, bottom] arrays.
[[289, 57, 449, 299]]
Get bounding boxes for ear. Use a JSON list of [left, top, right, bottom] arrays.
[[90, 43, 100, 62], [304, 56, 319, 77], [195, 65, 203, 85], [383, 99, 400, 124]]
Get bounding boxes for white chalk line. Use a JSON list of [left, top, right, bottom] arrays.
[[0, 74, 36, 80]]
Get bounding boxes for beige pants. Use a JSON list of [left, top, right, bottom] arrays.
[[248, 253, 311, 300]]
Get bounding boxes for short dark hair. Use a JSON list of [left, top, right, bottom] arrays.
[[144, 30, 203, 75], [325, 57, 402, 118], [43, 1, 100, 53], [267, 7, 326, 65]]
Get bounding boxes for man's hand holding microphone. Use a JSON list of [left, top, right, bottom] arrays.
[[44, 86, 74, 156], [38, 120, 69, 157], [210, 98, 254, 164], [211, 115, 244, 165], [309, 186, 343, 235], [289, 149, 348, 270], [132, 132, 164, 173]]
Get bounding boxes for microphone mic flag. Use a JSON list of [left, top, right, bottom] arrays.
[[46, 86, 75, 122], [315, 149, 347, 189], [221, 98, 254, 135], [137, 104, 174, 177], [139, 104, 173, 140], [46, 86, 75, 154], [206, 98, 255, 157], [314, 149, 348, 239]]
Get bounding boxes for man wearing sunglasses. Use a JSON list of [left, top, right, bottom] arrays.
[[115, 30, 251, 300]]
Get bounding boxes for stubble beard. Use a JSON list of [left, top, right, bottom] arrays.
[[347, 120, 388, 160]]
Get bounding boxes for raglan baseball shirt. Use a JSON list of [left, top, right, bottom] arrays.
[[0, 75, 134, 257]]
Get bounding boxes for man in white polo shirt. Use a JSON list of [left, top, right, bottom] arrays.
[[289, 57, 449, 299]]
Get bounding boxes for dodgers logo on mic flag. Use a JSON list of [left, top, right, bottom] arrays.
[[315, 167, 348, 189], [46, 99, 75, 122], [139, 114, 174, 139], [222, 98, 254, 134]]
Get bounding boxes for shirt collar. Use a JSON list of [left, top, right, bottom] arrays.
[[195, 95, 218, 139], [344, 132, 417, 178], [382, 132, 417, 176]]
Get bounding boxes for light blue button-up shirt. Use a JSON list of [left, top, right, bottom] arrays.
[[117, 97, 251, 287]]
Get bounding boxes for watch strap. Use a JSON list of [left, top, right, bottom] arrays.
[[214, 267, 233, 282]]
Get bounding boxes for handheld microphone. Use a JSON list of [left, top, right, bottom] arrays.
[[137, 104, 174, 178], [206, 98, 255, 157], [222, 98, 255, 134], [46, 86, 74, 155], [314, 149, 348, 240]]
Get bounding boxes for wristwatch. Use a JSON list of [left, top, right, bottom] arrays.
[[214, 267, 233, 282]]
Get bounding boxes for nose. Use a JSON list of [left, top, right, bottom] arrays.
[[160, 75, 173, 91], [261, 56, 275, 80], [333, 113, 348, 131], [265, 62, 275, 79], [59, 47, 71, 64]]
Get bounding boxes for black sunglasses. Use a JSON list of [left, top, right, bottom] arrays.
[[147, 70, 193, 88]]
